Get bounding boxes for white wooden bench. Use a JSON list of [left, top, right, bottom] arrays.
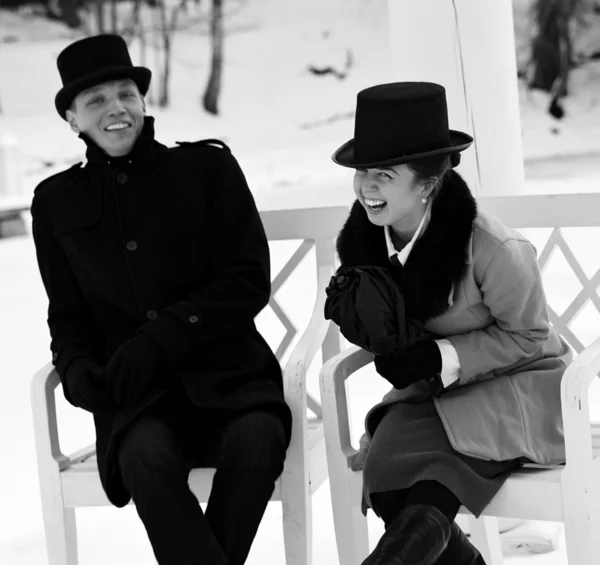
[[30, 205, 350, 565], [319, 193, 600, 565]]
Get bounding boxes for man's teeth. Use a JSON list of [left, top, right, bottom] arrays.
[[106, 123, 130, 131], [365, 198, 386, 207]]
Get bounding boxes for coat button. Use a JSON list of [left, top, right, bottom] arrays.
[[116, 172, 128, 184], [125, 240, 137, 251], [146, 309, 158, 320], [189, 315, 199, 324]]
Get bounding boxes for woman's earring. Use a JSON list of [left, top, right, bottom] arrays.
[[421, 197, 428, 204]]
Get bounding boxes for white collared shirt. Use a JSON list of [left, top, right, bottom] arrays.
[[384, 216, 460, 388]]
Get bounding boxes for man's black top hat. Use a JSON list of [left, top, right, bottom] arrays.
[[55, 34, 151, 120], [332, 82, 473, 168]]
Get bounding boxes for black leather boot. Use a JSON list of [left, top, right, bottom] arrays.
[[435, 522, 487, 565], [362, 504, 452, 565]]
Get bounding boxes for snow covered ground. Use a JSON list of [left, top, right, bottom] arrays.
[[1, 0, 600, 563]]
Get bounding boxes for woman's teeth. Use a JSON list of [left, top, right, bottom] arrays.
[[365, 198, 387, 210]]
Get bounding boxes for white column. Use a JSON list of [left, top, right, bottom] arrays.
[[0, 127, 23, 203], [386, 0, 525, 196]]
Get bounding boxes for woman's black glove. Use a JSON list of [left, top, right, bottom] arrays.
[[63, 358, 115, 413], [106, 333, 170, 405], [374, 339, 444, 394]]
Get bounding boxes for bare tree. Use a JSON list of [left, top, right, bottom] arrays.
[[202, 0, 223, 115], [94, 0, 106, 33], [121, 0, 143, 38], [119, 0, 233, 113], [529, 0, 581, 95], [0, 42, 3, 115], [58, 0, 83, 27], [153, 0, 186, 107], [528, 0, 588, 118], [110, 0, 118, 32]]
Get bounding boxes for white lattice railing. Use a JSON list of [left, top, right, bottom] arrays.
[[537, 227, 600, 354], [481, 193, 600, 361], [269, 239, 315, 361], [258, 206, 350, 419]]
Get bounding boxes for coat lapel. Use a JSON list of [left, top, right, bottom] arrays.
[[336, 170, 477, 322]]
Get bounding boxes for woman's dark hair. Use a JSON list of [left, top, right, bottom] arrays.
[[406, 152, 460, 198]]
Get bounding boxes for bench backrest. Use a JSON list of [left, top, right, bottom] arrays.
[[259, 206, 348, 362], [259, 194, 600, 358], [480, 193, 600, 354]]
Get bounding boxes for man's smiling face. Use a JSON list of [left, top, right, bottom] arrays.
[[66, 79, 145, 157]]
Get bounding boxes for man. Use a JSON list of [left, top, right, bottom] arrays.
[[31, 34, 291, 565]]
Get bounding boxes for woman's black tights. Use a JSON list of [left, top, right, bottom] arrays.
[[370, 480, 461, 529]]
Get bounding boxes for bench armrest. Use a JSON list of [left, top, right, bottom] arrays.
[[561, 335, 600, 470], [30, 362, 96, 473], [320, 337, 600, 474], [282, 237, 339, 417], [282, 251, 338, 433], [319, 345, 374, 468]]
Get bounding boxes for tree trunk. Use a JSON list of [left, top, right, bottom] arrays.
[[0, 43, 2, 115], [529, 0, 578, 95], [58, 0, 82, 28], [122, 0, 141, 39], [202, 0, 223, 115], [95, 0, 105, 34], [156, 0, 170, 107], [154, 0, 183, 108], [159, 17, 171, 108], [146, 4, 160, 106], [111, 0, 118, 33]]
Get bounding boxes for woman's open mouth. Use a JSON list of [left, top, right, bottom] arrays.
[[364, 198, 387, 213]]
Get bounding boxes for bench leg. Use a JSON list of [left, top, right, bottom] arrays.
[[563, 516, 597, 565], [281, 472, 312, 565], [330, 471, 369, 565], [40, 495, 78, 565], [467, 515, 503, 565]]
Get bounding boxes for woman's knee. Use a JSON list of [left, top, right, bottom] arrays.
[[370, 490, 408, 527], [406, 480, 461, 522]]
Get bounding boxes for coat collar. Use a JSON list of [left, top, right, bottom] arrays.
[[80, 116, 165, 167], [384, 206, 430, 265], [336, 170, 477, 321]]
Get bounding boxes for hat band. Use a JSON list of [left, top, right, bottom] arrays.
[[354, 136, 450, 163]]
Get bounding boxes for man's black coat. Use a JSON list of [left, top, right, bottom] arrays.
[[31, 118, 292, 506]]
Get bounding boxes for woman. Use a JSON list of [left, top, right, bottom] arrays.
[[329, 82, 572, 565]]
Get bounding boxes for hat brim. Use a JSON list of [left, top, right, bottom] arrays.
[[55, 66, 152, 120], [332, 130, 474, 168]]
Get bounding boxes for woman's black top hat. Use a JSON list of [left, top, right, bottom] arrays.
[[332, 82, 473, 168], [55, 34, 151, 120]]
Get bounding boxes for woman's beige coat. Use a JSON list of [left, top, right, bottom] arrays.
[[367, 210, 572, 465], [336, 170, 572, 467]]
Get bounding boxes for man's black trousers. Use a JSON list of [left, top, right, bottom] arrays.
[[117, 389, 288, 565]]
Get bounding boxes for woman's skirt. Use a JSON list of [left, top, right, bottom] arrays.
[[362, 398, 523, 517]]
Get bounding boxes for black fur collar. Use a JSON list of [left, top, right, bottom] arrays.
[[336, 170, 477, 322]]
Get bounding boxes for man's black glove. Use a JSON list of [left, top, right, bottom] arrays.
[[63, 358, 115, 413], [106, 333, 170, 405], [374, 340, 444, 395]]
